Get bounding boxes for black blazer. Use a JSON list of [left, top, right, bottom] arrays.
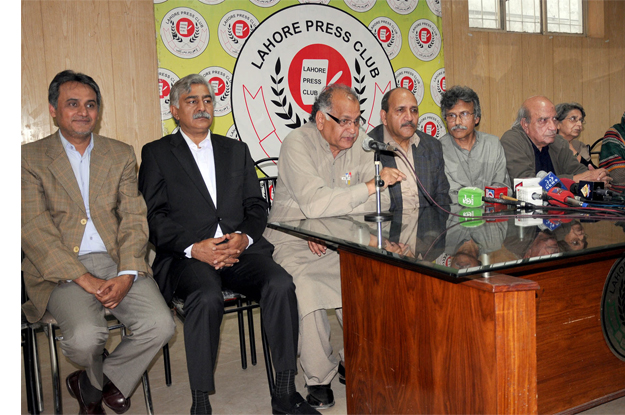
[[138, 131, 272, 302], [368, 124, 451, 210]]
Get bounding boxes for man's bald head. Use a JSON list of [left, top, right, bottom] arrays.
[[515, 95, 558, 150]]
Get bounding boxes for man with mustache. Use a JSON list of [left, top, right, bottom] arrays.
[[139, 74, 319, 415], [438, 86, 511, 197], [264, 83, 405, 409], [368, 87, 451, 209], [501, 95, 612, 185]]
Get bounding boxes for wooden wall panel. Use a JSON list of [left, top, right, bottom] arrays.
[[108, 0, 162, 157], [552, 36, 583, 105], [21, 0, 160, 162], [582, 37, 611, 142], [487, 32, 524, 137], [21, 1, 52, 143], [606, 0, 625, 127], [441, 0, 625, 144], [521, 35, 553, 100]]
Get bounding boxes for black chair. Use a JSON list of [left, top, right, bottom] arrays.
[[162, 292, 275, 394], [34, 309, 155, 415], [589, 137, 604, 167], [254, 157, 279, 214]]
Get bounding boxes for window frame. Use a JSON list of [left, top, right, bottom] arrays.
[[467, 0, 587, 36]]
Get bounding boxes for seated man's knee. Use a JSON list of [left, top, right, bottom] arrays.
[[184, 285, 224, 315], [60, 322, 108, 360]]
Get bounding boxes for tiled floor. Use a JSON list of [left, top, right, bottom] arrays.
[[21, 309, 625, 414]]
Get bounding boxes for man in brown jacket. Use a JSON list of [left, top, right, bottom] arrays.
[[21, 70, 174, 414]]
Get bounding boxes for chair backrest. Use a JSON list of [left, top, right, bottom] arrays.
[[254, 157, 278, 214], [589, 137, 604, 166]]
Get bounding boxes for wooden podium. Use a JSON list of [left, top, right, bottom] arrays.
[[339, 247, 625, 414]]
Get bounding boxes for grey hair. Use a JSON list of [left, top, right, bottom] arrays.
[[555, 102, 585, 122], [440, 85, 481, 121], [512, 105, 532, 128], [48, 70, 102, 110], [170, 74, 215, 109], [309, 83, 359, 122]]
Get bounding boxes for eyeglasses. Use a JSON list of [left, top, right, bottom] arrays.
[[325, 112, 365, 128], [564, 116, 585, 125], [444, 111, 474, 122]]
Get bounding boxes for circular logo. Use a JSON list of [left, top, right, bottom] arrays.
[[198, 0, 225, 4], [298, 0, 330, 3], [369, 17, 402, 60], [160, 7, 209, 59], [154, 0, 168, 4], [250, 0, 281, 7], [344, 0, 376, 12], [601, 256, 625, 362], [426, 0, 443, 17], [158, 68, 179, 120], [387, 0, 419, 15], [430, 68, 446, 107], [232, 4, 395, 161], [200, 67, 233, 117], [218, 10, 259, 58], [418, 113, 446, 139], [394, 68, 424, 105], [408, 19, 442, 62], [226, 124, 241, 141]]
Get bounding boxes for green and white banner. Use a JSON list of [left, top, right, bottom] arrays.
[[155, 0, 446, 162]]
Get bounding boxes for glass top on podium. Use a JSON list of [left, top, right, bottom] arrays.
[[268, 205, 625, 277]]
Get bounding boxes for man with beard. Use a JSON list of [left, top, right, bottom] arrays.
[[438, 86, 511, 197], [501, 95, 612, 185], [368, 87, 451, 209]]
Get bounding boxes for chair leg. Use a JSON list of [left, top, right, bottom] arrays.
[[47, 323, 63, 415], [236, 298, 247, 369], [142, 370, 154, 415], [246, 300, 257, 366], [163, 343, 172, 386], [29, 325, 45, 413], [23, 326, 41, 414], [260, 314, 275, 396]]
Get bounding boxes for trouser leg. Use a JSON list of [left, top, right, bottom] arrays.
[[223, 253, 299, 375], [47, 253, 175, 397], [172, 259, 224, 393], [299, 309, 339, 386]]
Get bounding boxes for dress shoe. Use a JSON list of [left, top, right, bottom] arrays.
[[66, 370, 106, 414], [102, 381, 131, 414], [306, 384, 335, 409], [338, 361, 346, 385], [272, 391, 321, 414]]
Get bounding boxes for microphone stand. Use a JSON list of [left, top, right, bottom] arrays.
[[365, 150, 393, 223]]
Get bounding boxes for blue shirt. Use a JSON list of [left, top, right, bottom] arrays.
[[59, 133, 137, 278]]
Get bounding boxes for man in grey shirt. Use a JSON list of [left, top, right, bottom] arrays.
[[439, 86, 511, 197]]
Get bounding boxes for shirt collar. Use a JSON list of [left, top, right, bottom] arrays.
[[383, 127, 419, 151], [180, 128, 211, 150], [59, 131, 94, 154]]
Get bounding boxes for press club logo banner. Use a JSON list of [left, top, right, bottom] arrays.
[[154, 0, 446, 146], [231, 4, 394, 160]]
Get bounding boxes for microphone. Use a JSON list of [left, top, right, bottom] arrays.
[[544, 187, 588, 207], [537, 171, 567, 191], [362, 136, 397, 152]]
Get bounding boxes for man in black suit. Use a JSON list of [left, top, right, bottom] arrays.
[[138, 74, 319, 415]]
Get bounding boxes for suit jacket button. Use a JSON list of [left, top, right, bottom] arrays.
[[73, 246, 80, 253], [218, 217, 222, 221], [80, 219, 87, 225]]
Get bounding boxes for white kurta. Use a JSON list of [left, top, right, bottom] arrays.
[[264, 122, 389, 317]]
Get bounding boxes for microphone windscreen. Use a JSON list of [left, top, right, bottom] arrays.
[[458, 187, 485, 207]]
